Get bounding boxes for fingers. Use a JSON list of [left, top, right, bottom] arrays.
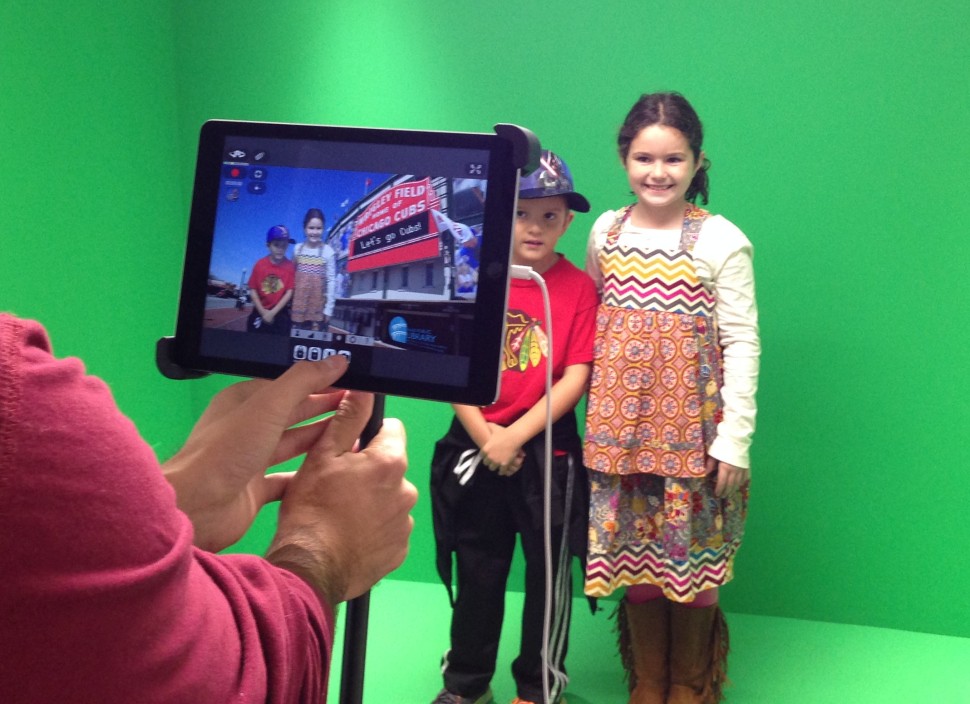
[[714, 467, 729, 498], [260, 471, 295, 504], [358, 417, 407, 464], [327, 417, 413, 600], [274, 415, 415, 603], [284, 391, 346, 429], [313, 390, 375, 457], [250, 357, 350, 430], [710, 460, 750, 498], [269, 418, 334, 467]]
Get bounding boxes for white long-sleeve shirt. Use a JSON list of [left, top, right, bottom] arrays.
[[585, 210, 761, 469]]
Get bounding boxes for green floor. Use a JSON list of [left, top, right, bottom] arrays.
[[327, 580, 970, 704]]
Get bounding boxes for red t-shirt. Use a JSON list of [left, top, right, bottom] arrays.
[[248, 255, 296, 309], [0, 315, 332, 704], [483, 255, 598, 426]]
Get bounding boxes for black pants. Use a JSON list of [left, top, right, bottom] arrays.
[[441, 454, 575, 702], [246, 306, 291, 334]]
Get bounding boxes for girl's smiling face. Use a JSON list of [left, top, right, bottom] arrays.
[[305, 217, 324, 244], [624, 124, 702, 225]]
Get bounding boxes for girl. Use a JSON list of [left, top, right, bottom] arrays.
[[291, 207, 337, 331], [583, 93, 760, 704]]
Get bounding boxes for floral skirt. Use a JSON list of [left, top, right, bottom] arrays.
[[291, 270, 326, 323], [584, 469, 747, 602]]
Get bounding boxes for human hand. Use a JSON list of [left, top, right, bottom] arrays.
[[262, 311, 276, 324], [163, 357, 352, 552], [267, 392, 416, 605], [706, 456, 750, 498], [502, 450, 526, 476], [481, 424, 525, 476]]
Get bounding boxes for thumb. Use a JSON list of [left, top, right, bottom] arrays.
[[312, 390, 375, 458], [260, 471, 295, 505]]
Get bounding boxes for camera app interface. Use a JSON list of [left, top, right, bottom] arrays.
[[200, 136, 491, 388]]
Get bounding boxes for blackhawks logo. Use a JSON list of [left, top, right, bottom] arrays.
[[503, 309, 548, 372], [260, 274, 285, 295]]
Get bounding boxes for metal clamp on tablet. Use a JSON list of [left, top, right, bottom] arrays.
[[156, 335, 210, 380]]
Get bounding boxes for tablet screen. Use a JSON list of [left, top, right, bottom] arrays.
[[166, 120, 525, 404]]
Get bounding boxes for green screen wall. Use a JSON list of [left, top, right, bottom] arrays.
[[3, 1, 968, 640]]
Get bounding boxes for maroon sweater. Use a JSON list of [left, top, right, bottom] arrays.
[[0, 315, 333, 704]]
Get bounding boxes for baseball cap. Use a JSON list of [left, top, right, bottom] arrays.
[[518, 150, 590, 213], [265, 225, 296, 244]]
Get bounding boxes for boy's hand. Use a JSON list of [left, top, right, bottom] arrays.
[[481, 424, 525, 476], [499, 450, 526, 476]]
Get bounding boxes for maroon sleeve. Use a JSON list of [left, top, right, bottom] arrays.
[[0, 315, 333, 704]]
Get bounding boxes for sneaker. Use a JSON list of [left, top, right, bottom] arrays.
[[431, 688, 494, 704]]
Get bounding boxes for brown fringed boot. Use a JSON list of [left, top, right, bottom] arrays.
[[667, 603, 730, 704], [618, 598, 669, 704]]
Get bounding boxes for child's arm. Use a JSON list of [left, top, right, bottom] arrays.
[[481, 362, 591, 476], [323, 247, 337, 318], [251, 289, 293, 324], [452, 403, 493, 450], [268, 289, 294, 319], [249, 289, 271, 319]]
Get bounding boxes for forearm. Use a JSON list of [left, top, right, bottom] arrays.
[[710, 342, 759, 468], [269, 289, 294, 316], [452, 403, 492, 448], [324, 255, 336, 316], [504, 363, 590, 448], [250, 292, 270, 317], [265, 536, 345, 613]]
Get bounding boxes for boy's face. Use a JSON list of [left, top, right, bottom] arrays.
[[512, 195, 573, 274], [267, 238, 290, 263]]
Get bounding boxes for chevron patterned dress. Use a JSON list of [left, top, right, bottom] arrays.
[[291, 244, 328, 325], [583, 204, 748, 601]]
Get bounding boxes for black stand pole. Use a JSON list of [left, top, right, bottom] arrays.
[[338, 393, 385, 704]]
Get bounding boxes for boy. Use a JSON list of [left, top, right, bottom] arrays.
[[430, 151, 598, 704], [247, 225, 296, 334]]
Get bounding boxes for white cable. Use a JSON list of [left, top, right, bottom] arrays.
[[510, 264, 555, 704]]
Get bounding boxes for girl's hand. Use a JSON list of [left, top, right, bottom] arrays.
[[706, 456, 750, 498]]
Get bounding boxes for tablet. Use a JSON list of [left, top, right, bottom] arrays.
[[160, 120, 536, 405]]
